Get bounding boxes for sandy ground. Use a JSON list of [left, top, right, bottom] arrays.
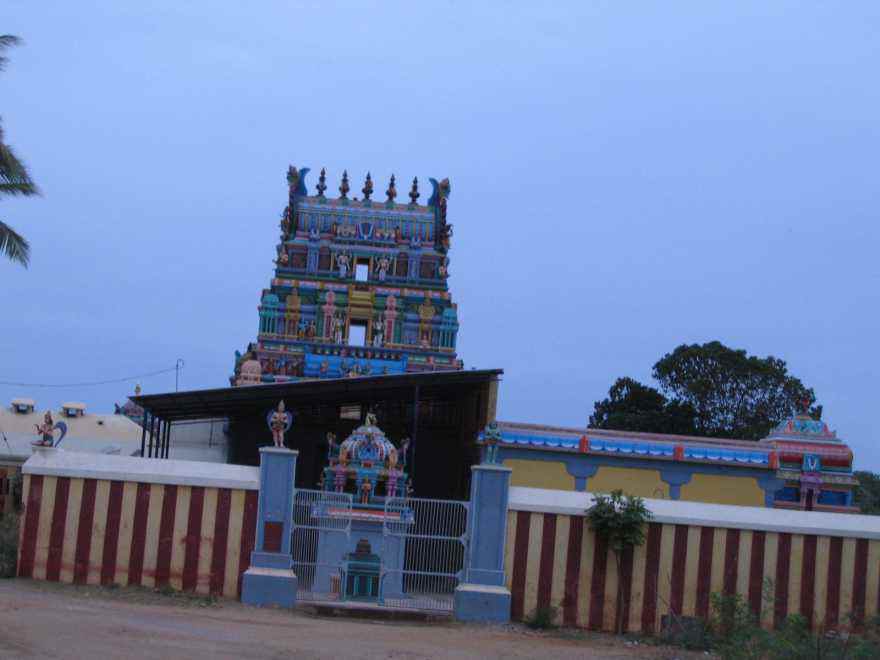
[[0, 579, 704, 659]]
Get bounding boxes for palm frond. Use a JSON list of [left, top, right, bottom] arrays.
[[0, 35, 22, 72], [0, 130, 38, 197], [0, 220, 30, 267]]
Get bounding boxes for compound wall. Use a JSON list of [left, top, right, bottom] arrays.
[[506, 487, 880, 633], [16, 450, 259, 598]]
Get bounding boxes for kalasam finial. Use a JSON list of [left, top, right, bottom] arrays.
[[385, 174, 397, 206], [316, 167, 327, 197], [362, 172, 373, 201]]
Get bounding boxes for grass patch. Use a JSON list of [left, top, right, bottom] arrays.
[[0, 513, 20, 578], [525, 605, 559, 630]]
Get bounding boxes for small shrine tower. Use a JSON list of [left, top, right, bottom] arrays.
[[760, 408, 858, 512], [232, 166, 462, 384]]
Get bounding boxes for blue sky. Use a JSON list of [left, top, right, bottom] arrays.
[[3, 2, 879, 467]]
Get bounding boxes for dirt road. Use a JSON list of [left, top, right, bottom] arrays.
[[0, 580, 698, 659]]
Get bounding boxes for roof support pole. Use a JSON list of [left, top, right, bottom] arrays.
[[140, 411, 148, 457], [147, 415, 155, 458], [164, 420, 171, 459], [410, 384, 420, 484]]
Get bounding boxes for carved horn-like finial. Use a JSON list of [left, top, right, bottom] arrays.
[[362, 172, 373, 201], [409, 177, 420, 205], [339, 170, 350, 199], [286, 165, 298, 187], [316, 167, 327, 197]]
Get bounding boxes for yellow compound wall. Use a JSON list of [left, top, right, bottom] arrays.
[[587, 466, 670, 499], [504, 459, 573, 490], [502, 455, 768, 507], [679, 473, 765, 506]]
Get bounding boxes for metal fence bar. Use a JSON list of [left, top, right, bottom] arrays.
[[380, 496, 469, 612], [292, 488, 353, 603]]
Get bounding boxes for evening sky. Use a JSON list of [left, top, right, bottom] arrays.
[[3, 3, 878, 467]]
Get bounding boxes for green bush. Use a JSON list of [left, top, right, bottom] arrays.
[[660, 613, 713, 651], [0, 512, 20, 578], [708, 593, 772, 659], [699, 592, 880, 660], [585, 490, 652, 634], [525, 605, 559, 630]]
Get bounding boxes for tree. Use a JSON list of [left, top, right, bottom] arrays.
[[590, 377, 697, 435], [590, 342, 821, 441], [854, 471, 880, 515], [0, 35, 38, 267], [653, 342, 820, 440], [585, 490, 652, 634]]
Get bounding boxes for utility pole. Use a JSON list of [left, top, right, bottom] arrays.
[[175, 358, 185, 392]]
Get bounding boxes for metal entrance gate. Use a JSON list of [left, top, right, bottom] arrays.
[[291, 489, 352, 603], [291, 489, 469, 612], [380, 496, 469, 612]]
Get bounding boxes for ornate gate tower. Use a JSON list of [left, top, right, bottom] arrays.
[[232, 166, 462, 384]]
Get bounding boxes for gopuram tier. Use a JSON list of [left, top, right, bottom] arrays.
[[232, 166, 462, 384]]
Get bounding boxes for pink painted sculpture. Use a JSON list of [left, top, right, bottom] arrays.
[[267, 400, 293, 448]]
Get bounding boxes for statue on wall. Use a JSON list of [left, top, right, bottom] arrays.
[[359, 477, 373, 504], [438, 223, 453, 251], [32, 411, 67, 448], [372, 314, 385, 347], [267, 400, 294, 448], [332, 312, 346, 344], [375, 255, 391, 282], [438, 257, 449, 279], [336, 252, 351, 278], [482, 420, 502, 464]]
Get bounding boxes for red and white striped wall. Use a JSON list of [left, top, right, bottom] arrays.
[[17, 451, 260, 598], [507, 488, 880, 632]]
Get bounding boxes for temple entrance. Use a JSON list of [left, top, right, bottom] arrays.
[[291, 488, 469, 613]]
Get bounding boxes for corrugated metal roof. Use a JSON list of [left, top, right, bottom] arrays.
[[131, 369, 503, 421]]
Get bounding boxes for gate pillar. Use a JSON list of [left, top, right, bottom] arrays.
[[242, 447, 298, 608], [454, 463, 512, 622]]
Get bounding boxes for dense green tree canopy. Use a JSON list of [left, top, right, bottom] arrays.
[[0, 35, 38, 267], [854, 471, 880, 515], [590, 341, 820, 440], [588, 377, 697, 436]]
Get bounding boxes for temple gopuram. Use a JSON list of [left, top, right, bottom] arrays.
[[232, 166, 462, 384], [123, 160, 861, 512]]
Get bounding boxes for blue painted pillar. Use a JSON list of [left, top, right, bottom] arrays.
[[241, 447, 298, 608], [454, 463, 512, 622]]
